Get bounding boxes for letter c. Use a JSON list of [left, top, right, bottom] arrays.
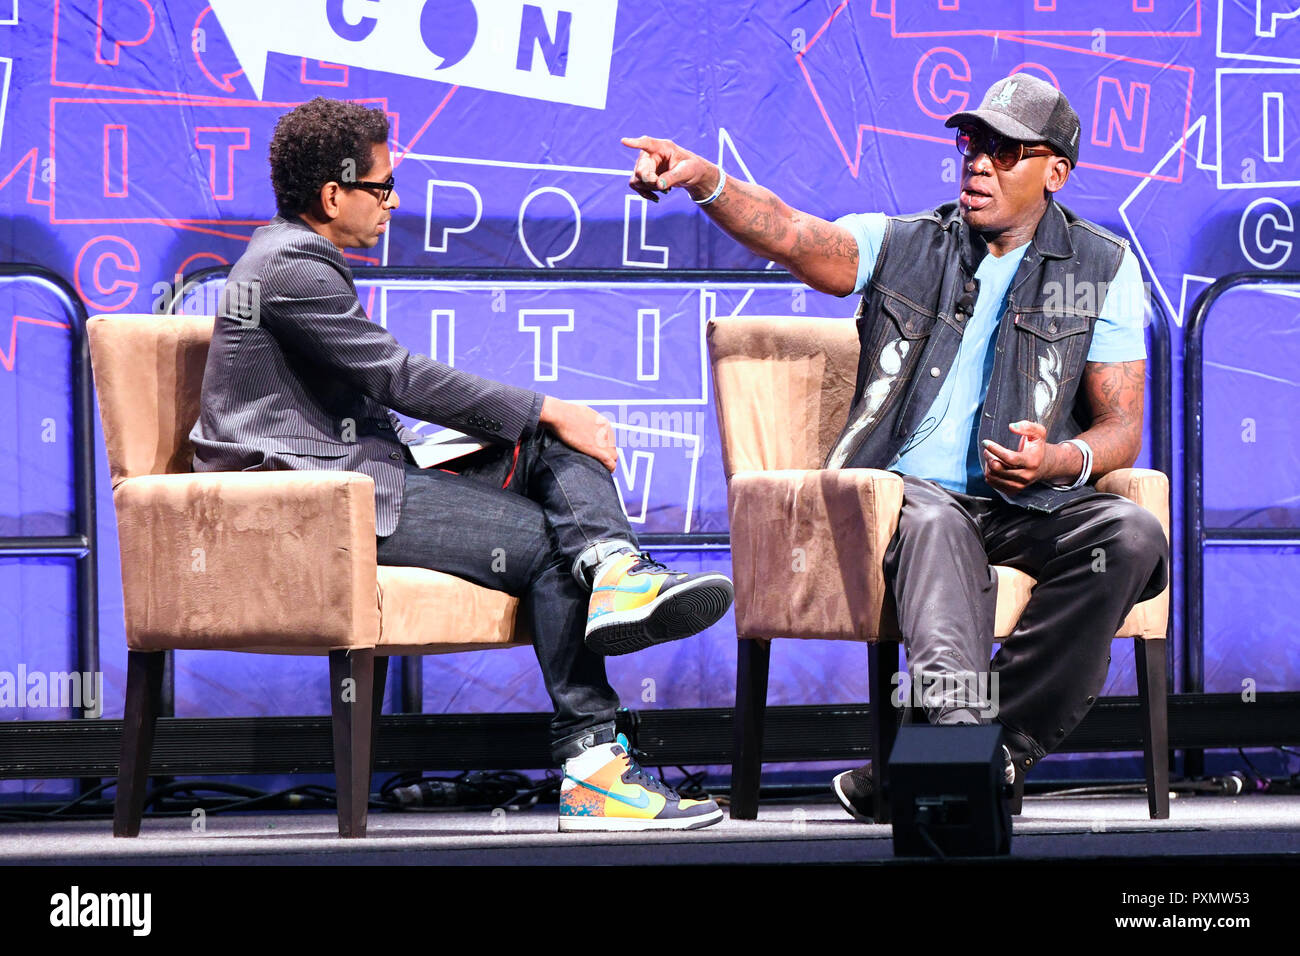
[[913, 48, 971, 120], [326, 0, 379, 41], [1239, 197, 1294, 270], [75, 236, 139, 312]]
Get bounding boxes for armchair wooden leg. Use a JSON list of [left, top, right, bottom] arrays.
[[368, 655, 390, 785], [1135, 637, 1170, 820], [330, 648, 376, 838], [868, 641, 901, 824], [113, 650, 165, 837], [730, 638, 770, 820]]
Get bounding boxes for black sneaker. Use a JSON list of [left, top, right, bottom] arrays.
[[831, 764, 877, 823], [832, 748, 1016, 822]]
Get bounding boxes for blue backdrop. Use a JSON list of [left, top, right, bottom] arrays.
[[2, 1, 1298, 794]]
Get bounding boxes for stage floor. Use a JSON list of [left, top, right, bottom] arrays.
[[3, 793, 1299, 865]]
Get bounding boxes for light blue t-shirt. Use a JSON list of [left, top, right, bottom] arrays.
[[836, 211, 1146, 496]]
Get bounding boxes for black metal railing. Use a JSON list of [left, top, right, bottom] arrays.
[[1183, 271, 1300, 776], [0, 264, 99, 719], [1143, 289, 1176, 688]]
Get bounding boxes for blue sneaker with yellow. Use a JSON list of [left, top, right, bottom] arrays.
[[559, 733, 723, 831], [584, 550, 733, 656]]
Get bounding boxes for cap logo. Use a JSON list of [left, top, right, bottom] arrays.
[[992, 81, 1017, 109]]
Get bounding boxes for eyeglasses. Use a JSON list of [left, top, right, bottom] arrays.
[[345, 177, 396, 203], [955, 126, 1056, 171]]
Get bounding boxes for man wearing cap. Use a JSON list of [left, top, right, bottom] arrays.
[[621, 72, 1169, 817]]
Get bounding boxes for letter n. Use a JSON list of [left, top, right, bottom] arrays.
[[1091, 77, 1150, 153], [516, 5, 571, 76]]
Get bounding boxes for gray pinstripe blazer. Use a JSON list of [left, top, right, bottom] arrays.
[[188, 214, 543, 536]]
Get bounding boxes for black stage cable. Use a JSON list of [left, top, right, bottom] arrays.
[[502, 772, 560, 811], [379, 770, 546, 810], [0, 781, 344, 822], [1236, 747, 1270, 789], [4, 745, 1299, 820], [667, 766, 711, 799], [0, 781, 120, 822]]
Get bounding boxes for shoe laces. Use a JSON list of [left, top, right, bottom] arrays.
[[628, 551, 668, 574], [617, 737, 675, 797], [629, 548, 665, 572], [623, 755, 675, 798]]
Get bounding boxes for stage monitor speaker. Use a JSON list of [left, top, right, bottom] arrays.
[[888, 724, 1012, 857]]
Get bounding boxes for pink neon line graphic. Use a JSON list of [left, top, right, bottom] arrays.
[[94, 0, 155, 66], [300, 58, 349, 87], [102, 124, 128, 198], [1092, 77, 1152, 152], [194, 126, 251, 201], [48, 96, 389, 225], [52, 0, 354, 105], [395, 86, 459, 168], [1, 316, 72, 372], [0, 148, 53, 207], [798, 3, 1193, 182], [870, 0, 1201, 37], [192, 4, 243, 94]]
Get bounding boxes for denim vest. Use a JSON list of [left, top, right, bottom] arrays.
[[824, 197, 1129, 513]]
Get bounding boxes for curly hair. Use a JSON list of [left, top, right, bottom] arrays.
[[268, 97, 390, 216]]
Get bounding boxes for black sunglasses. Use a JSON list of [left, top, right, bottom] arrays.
[[955, 126, 1056, 171], [345, 177, 396, 203]]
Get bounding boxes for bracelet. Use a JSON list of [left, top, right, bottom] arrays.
[[1049, 438, 1093, 491], [694, 167, 727, 206]]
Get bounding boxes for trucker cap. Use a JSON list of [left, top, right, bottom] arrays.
[[945, 72, 1081, 167]]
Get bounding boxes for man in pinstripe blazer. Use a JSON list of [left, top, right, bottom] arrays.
[[189, 97, 731, 831]]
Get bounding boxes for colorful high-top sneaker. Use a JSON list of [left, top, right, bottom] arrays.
[[559, 734, 723, 831], [585, 551, 733, 656]]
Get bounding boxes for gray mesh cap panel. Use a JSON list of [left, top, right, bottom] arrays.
[[945, 72, 1081, 166]]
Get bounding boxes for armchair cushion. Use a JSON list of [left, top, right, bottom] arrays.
[[376, 565, 531, 653], [728, 468, 905, 642], [727, 466, 1170, 644], [113, 470, 380, 653], [1097, 468, 1170, 639]]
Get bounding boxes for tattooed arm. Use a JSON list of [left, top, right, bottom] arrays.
[[1053, 359, 1147, 482], [981, 360, 1146, 492], [620, 136, 860, 296]]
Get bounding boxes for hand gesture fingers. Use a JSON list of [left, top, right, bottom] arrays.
[[983, 451, 1029, 492], [629, 177, 661, 202], [981, 438, 1023, 468], [620, 135, 702, 199], [624, 139, 667, 201], [983, 420, 1049, 492]]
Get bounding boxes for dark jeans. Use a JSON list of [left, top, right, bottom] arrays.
[[375, 427, 635, 763], [883, 473, 1169, 775]]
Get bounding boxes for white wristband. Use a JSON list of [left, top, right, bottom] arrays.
[[694, 167, 727, 206], [1049, 438, 1093, 491]]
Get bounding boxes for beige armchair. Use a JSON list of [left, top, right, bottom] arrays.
[[88, 314, 531, 838], [708, 315, 1171, 823]]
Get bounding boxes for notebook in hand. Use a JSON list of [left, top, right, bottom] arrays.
[[408, 427, 490, 469]]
